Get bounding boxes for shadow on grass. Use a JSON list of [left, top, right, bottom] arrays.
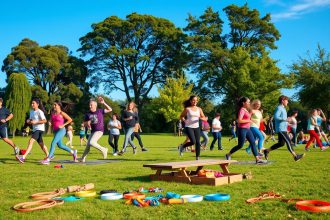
[[0, 157, 19, 164], [119, 175, 152, 183]]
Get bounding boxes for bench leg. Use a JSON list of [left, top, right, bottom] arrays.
[[220, 163, 229, 174]]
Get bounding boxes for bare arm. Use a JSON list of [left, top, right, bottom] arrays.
[[60, 112, 73, 128]]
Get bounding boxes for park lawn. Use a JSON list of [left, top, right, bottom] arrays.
[[0, 134, 329, 220]]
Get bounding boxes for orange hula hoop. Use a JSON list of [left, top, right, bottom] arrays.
[[296, 200, 330, 213]]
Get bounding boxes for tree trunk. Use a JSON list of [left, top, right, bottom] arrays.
[[173, 121, 177, 136]]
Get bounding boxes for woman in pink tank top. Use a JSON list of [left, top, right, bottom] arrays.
[[40, 101, 77, 165], [179, 95, 207, 160], [225, 97, 266, 164]]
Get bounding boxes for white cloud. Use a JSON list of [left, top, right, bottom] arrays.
[[271, 0, 330, 21]]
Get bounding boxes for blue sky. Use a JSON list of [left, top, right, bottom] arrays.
[[1, 0, 330, 100]]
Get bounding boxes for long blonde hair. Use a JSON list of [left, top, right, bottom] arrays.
[[251, 99, 261, 110]]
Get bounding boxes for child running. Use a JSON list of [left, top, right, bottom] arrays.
[[79, 123, 87, 146], [18, 98, 49, 163], [66, 123, 74, 148], [225, 97, 266, 164], [40, 101, 77, 165], [263, 96, 305, 161], [0, 98, 20, 160]]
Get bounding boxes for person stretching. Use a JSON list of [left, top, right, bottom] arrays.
[[263, 96, 305, 161], [225, 97, 266, 164], [179, 95, 207, 160], [79, 97, 112, 162], [40, 101, 77, 165], [18, 98, 49, 163], [0, 98, 20, 160]]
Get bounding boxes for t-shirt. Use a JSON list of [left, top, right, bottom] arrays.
[[84, 109, 105, 132], [238, 108, 251, 129], [122, 111, 138, 129], [29, 109, 46, 132], [108, 119, 121, 135], [0, 107, 11, 129], [307, 116, 317, 131], [212, 118, 221, 132]]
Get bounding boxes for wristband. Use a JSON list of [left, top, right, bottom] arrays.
[[166, 192, 181, 199], [55, 196, 84, 202], [296, 200, 330, 213], [204, 194, 230, 201], [75, 190, 97, 198], [100, 193, 123, 200], [181, 195, 203, 202], [123, 193, 146, 200]]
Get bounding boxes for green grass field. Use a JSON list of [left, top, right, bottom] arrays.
[[0, 134, 329, 219]]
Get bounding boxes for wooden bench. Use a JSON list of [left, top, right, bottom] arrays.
[[143, 159, 243, 186]]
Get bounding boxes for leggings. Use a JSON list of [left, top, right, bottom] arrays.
[[210, 132, 222, 149], [82, 131, 107, 159], [269, 131, 294, 154], [183, 127, 201, 157], [108, 133, 120, 153], [247, 127, 264, 151], [49, 128, 72, 158], [122, 127, 137, 151], [229, 127, 258, 157], [306, 130, 323, 149], [131, 132, 144, 148]]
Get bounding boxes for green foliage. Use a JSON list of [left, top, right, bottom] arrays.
[[291, 45, 330, 113], [4, 73, 31, 135], [185, 5, 291, 119], [153, 76, 193, 133], [79, 13, 188, 110], [2, 38, 89, 111]]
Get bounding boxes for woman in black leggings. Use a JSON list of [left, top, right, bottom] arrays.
[[179, 95, 207, 160]]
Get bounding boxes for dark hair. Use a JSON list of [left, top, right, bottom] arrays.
[[52, 101, 63, 114], [215, 112, 221, 117], [0, 98, 3, 103], [112, 113, 119, 119], [236, 96, 249, 118], [278, 95, 289, 104], [32, 98, 45, 113], [183, 95, 197, 108], [291, 110, 298, 116]]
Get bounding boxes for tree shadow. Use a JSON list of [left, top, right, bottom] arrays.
[[119, 175, 152, 183]]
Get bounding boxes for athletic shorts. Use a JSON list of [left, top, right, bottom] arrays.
[[31, 130, 44, 143], [0, 127, 8, 139], [79, 134, 85, 139]]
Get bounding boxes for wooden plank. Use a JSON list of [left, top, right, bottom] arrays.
[[143, 159, 237, 169]]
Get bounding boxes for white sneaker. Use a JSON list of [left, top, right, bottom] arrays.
[[113, 152, 118, 156]]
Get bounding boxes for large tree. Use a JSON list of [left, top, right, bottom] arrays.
[[4, 73, 31, 136], [79, 13, 188, 110], [184, 5, 290, 116], [291, 45, 330, 113], [2, 38, 89, 110], [152, 76, 193, 134]]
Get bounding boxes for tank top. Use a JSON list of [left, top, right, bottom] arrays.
[[250, 110, 262, 128], [51, 112, 64, 131], [185, 108, 200, 128]]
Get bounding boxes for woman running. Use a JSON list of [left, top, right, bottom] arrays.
[[108, 113, 122, 156], [288, 111, 298, 146], [225, 97, 266, 164], [0, 98, 20, 161], [130, 106, 148, 152], [210, 113, 223, 150], [18, 98, 49, 163], [263, 96, 305, 161], [79, 97, 112, 162], [118, 102, 138, 155], [40, 101, 77, 165], [305, 109, 328, 151], [245, 100, 264, 155], [228, 120, 237, 142], [179, 95, 207, 160]]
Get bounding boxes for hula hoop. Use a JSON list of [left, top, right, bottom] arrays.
[[75, 190, 97, 198], [13, 199, 64, 212], [54, 196, 84, 202], [123, 193, 146, 200], [181, 195, 203, 202], [31, 189, 66, 200], [166, 192, 181, 199], [296, 200, 330, 213], [204, 194, 230, 201], [100, 193, 123, 200]]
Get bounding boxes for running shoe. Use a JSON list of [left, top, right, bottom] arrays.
[[72, 150, 78, 161], [141, 148, 148, 152], [14, 146, 20, 155], [133, 147, 137, 155], [225, 154, 231, 160], [305, 147, 310, 152], [40, 159, 50, 165], [294, 153, 305, 162], [263, 149, 269, 161], [179, 145, 184, 156], [218, 147, 224, 150], [113, 152, 118, 156], [321, 146, 329, 151], [49, 155, 55, 160], [17, 156, 25, 164], [256, 159, 267, 164], [103, 148, 108, 159], [245, 147, 251, 154], [117, 151, 124, 156]]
